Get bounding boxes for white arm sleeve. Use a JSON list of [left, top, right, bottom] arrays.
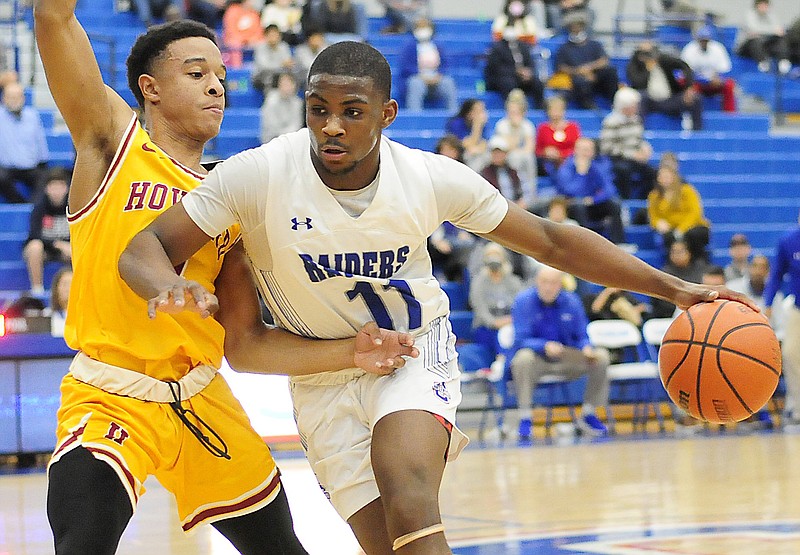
[[427, 153, 509, 234], [181, 148, 269, 237]]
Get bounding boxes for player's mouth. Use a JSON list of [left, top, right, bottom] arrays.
[[320, 144, 347, 162], [204, 104, 224, 116]]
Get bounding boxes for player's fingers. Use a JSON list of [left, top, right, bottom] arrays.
[[361, 321, 383, 344], [397, 331, 415, 347], [203, 292, 220, 317], [393, 357, 407, 369], [171, 286, 186, 308]]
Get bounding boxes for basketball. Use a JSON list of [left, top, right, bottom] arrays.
[[658, 300, 782, 424]]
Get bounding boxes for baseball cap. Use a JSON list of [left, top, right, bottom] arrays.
[[729, 234, 749, 247], [488, 135, 508, 151]]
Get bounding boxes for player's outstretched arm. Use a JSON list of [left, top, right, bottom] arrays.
[[215, 244, 419, 376], [484, 201, 758, 311], [34, 0, 135, 210]]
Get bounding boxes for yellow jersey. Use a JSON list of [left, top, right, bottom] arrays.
[[65, 115, 238, 381]]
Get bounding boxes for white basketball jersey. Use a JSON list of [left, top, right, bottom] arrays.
[[183, 129, 508, 342]]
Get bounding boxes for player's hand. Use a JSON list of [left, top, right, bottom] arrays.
[[672, 283, 760, 313], [147, 279, 219, 319], [354, 321, 420, 375]]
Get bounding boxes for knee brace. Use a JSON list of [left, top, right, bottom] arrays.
[[392, 523, 445, 551]]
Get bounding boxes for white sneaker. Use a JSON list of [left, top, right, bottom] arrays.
[[758, 60, 770, 73], [779, 59, 792, 75]]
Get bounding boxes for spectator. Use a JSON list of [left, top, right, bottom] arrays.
[[554, 136, 626, 244], [724, 233, 752, 282], [558, 0, 594, 31], [510, 265, 611, 440], [546, 195, 578, 226], [0, 82, 49, 203], [222, 0, 265, 69], [399, 18, 458, 112], [728, 254, 782, 322], [293, 27, 328, 91], [651, 239, 709, 318], [480, 135, 526, 208], [491, 0, 540, 44], [647, 158, 710, 263], [736, 0, 791, 74], [469, 243, 524, 365], [130, 0, 180, 27], [445, 99, 490, 171], [484, 27, 544, 108], [186, 0, 224, 28], [701, 264, 726, 287], [586, 287, 649, 327], [312, 0, 364, 43], [0, 45, 18, 95], [535, 95, 580, 176], [764, 213, 800, 429], [378, 0, 430, 35], [552, 11, 618, 109], [599, 87, 656, 200], [627, 41, 703, 131], [22, 167, 70, 295], [681, 25, 736, 112], [788, 15, 800, 68], [260, 72, 303, 144], [493, 89, 537, 201], [428, 222, 476, 282], [435, 133, 465, 163], [261, 0, 303, 45], [251, 24, 294, 93], [44, 265, 72, 338]]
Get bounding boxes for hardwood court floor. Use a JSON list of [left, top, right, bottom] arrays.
[[3, 431, 800, 554]]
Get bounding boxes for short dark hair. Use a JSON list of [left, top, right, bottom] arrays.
[[45, 166, 71, 186], [703, 265, 726, 279], [126, 20, 217, 109], [308, 41, 392, 100]]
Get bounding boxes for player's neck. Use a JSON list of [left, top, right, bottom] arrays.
[[312, 152, 380, 192], [147, 121, 208, 174]]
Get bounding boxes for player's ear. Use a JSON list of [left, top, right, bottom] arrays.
[[139, 74, 159, 104], [381, 99, 398, 129]]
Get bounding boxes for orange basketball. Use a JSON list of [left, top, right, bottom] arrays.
[[658, 300, 782, 424]]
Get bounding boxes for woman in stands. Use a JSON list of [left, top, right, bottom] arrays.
[[445, 98, 490, 171], [535, 95, 581, 176]]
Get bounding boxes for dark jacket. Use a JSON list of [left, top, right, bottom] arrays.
[[626, 51, 694, 94], [480, 163, 524, 201], [484, 39, 535, 91]]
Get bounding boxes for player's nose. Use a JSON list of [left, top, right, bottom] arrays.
[[322, 114, 345, 136]]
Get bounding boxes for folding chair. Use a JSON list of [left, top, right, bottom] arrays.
[[587, 319, 664, 433]]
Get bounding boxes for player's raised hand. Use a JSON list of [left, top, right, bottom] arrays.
[[147, 279, 219, 319], [354, 321, 420, 375], [672, 282, 760, 313]]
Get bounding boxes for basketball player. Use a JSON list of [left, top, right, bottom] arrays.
[[119, 42, 755, 554], [35, 5, 417, 554]]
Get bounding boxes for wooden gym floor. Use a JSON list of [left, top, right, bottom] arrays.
[[3, 415, 800, 555]]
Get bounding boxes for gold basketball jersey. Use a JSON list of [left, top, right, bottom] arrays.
[[65, 115, 238, 381]]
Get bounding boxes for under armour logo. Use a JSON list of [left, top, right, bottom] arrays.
[[291, 217, 313, 230]]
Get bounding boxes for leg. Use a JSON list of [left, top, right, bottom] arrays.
[[592, 66, 620, 103], [348, 498, 394, 555], [48, 447, 134, 555], [587, 200, 625, 244], [405, 76, 427, 111], [569, 75, 594, 108], [781, 306, 800, 422], [212, 485, 308, 555], [721, 78, 737, 112], [0, 166, 26, 203], [370, 410, 450, 554], [23, 239, 45, 292], [434, 76, 459, 113]]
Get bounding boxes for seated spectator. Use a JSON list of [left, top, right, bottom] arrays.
[[558, 0, 594, 31], [293, 27, 328, 92], [724, 233, 752, 282], [627, 41, 703, 131], [186, 0, 224, 29], [130, 0, 180, 27], [480, 136, 526, 209], [599, 87, 655, 200], [222, 0, 265, 69], [0, 45, 18, 96], [681, 25, 736, 112], [261, 0, 303, 45], [647, 158, 710, 263], [260, 72, 304, 144], [428, 222, 476, 282], [445, 99, 490, 171], [510, 265, 611, 440], [484, 28, 544, 108], [491, 0, 540, 44], [22, 167, 70, 295], [312, 0, 365, 43], [378, 0, 430, 35], [546, 195, 578, 225], [251, 24, 294, 93], [651, 239, 710, 318], [554, 137, 625, 244], [552, 12, 618, 109], [736, 0, 791, 74], [435, 134, 465, 163], [586, 287, 649, 327], [44, 266, 72, 338], [728, 255, 782, 323], [535, 95, 580, 176], [469, 243, 524, 365], [493, 89, 537, 200], [701, 264, 726, 287], [399, 18, 458, 112], [0, 82, 49, 203]]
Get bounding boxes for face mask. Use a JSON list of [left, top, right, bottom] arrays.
[[508, 1, 524, 17], [502, 27, 519, 41], [414, 27, 433, 41], [568, 30, 587, 43]]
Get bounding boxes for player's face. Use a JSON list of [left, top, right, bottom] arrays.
[[306, 73, 397, 190], [144, 37, 226, 143]]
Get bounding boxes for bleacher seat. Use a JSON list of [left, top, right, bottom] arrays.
[[441, 281, 468, 311]]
